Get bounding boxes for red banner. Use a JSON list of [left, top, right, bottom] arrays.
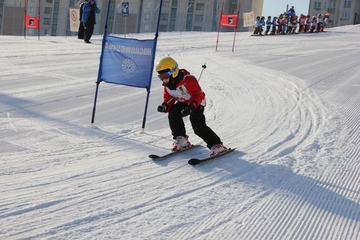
[[220, 14, 238, 28], [25, 14, 40, 29]]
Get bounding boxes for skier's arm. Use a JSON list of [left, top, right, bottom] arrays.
[[162, 88, 175, 112], [184, 76, 204, 108]]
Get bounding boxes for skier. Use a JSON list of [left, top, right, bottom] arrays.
[[156, 57, 228, 156]]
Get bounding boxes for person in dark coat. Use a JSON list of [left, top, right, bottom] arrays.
[[81, 0, 100, 43], [287, 6, 296, 18], [77, 0, 87, 39]]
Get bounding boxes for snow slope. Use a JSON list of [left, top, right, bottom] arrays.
[[1, 25, 360, 239]]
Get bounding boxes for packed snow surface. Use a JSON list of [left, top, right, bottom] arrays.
[[1, 25, 360, 239]]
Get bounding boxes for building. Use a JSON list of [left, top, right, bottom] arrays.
[[0, 0, 263, 36], [0, 0, 82, 36], [308, 0, 360, 27], [139, 0, 263, 33]]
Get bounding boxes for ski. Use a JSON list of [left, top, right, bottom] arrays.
[[149, 145, 201, 160], [188, 148, 237, 165]]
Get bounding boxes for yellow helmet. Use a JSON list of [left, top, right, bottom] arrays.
[[156, 57, 179, 78]]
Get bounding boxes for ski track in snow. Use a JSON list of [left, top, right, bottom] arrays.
[[1, 26, 360, 239]]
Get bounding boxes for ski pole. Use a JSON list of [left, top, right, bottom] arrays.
[[198, 63, 206, 82]]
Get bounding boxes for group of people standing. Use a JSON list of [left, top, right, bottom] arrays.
[[77, 0, 100, 43], [253, 6, 329, 36]]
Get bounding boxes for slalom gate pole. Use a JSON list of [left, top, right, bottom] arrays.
[[24, 1, 26, 39], [141, 0, 164, 132], [91, 81, 100, 126], [91, 0, 111, 126], [215, 2, 224, 51]]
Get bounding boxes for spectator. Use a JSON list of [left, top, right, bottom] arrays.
[[270, 16, 278, 35], [299, 14, 305, 33], [292, 15, 299, 33], [287, 6, 296, 18], [320, 15, 328, 32], [253, 16, 261, 35], [309, 16, 317, 33], [264, 16, 272, 35], [287, 15, 296, 33], [258, 16, 265, 35], [282, 14, 288, 34], [304, 15, 311, 32], [277, 14, 283, 34], [81, 0, 100, 44], [316, 14, 324, 32], [77, 0, 87, 40]]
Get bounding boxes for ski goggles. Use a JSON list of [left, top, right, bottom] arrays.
[[158, 72, 171, 81]]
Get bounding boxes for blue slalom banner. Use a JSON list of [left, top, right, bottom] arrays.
[[100, 36, 155, 88], [91, 0, 163, 130]]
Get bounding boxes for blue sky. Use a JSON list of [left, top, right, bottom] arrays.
[[262, 0, 310, 18]]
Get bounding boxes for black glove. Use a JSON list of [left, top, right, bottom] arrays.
[[181, 105, 195, 117], [157, 103, 168, 112]]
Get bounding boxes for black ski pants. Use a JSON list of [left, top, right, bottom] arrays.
[[84, 21, 94, 42], [168, 102, 221, 149], [78, 22, 84, 39]]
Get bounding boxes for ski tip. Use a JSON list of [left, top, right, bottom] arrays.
[[188, 159, 201, 165], [149, 144, 201, 160], [188, 147, 237, 166], [149, 154, 160, 159]]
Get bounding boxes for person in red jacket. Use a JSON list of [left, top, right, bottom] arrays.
[[156, 57, 228, 156]]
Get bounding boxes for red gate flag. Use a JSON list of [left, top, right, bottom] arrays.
[[25, 14, 40, 29], [220, 14, 238, 28]]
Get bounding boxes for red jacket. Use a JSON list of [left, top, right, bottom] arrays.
[[162, 69, 206, 111]]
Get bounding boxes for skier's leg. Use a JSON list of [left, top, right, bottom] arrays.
[[168, 102, 187, 139], [190, 106, 221, 149]]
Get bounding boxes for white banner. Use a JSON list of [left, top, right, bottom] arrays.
[[69, 8, 80, 32], [243, 11, 255, 27]]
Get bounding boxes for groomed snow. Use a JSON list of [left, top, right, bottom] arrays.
[[1, 25, 360, 239]]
